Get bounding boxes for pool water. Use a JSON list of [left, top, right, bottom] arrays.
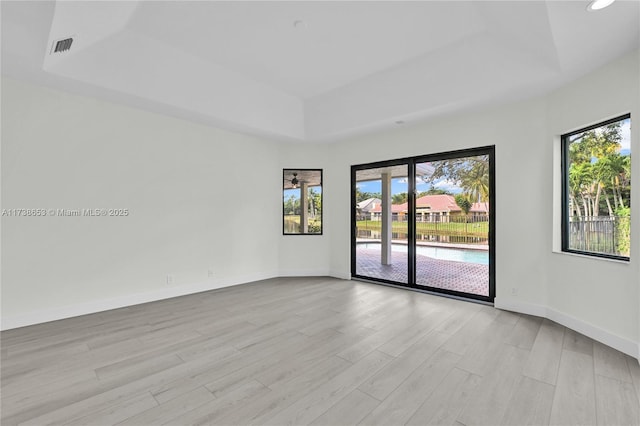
[[359, 242, 489, 265]]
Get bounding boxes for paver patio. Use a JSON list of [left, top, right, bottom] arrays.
[[355, 245, 489, 297]]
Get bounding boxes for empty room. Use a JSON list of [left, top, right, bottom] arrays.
[[2, 1, 639, 425]]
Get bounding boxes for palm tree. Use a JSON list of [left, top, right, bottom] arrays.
[[459, 157, 489, 211], [569, 162, 593, 217], [598, 153, 629, 209]]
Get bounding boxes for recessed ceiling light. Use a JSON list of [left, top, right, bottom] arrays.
[[293, 20, 307, 29], [587, 0, 615, 11]]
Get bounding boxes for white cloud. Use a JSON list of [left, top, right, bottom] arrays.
[[620, 118, 631, 151], [433, 178, 462, 193]]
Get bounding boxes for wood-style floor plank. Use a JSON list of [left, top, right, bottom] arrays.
[[309, 389, 379, 426], [406, 367, 481, 426], [504, 315, 542, 350], [257, 350, 393, 425], [522, 319, 564, 385], [214, 355, 353, 425], [500, 376, 555, 426], [549, 349, 597, 426], [595, 374, 640, 426], [164, 380, 270, 426], [358, 330, 450, 400], [1, 277, 638, 426], [457, 344, 530, 426], [563, 327, 594, 356], [628, 356, 640, 406], [117, 387, 216, 426], [593, 340, 633, 383], [358, 348, 462, 426]]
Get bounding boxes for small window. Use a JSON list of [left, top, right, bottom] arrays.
[[283, 169, 322, 235], [562, 114, 631, 260]]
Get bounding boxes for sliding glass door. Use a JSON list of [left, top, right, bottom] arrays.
[[353, 163, 409, 284], [351, 147, 494, 302]]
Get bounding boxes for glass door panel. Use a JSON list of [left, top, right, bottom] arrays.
[[414, 153, 491, 298], [354, 164, 409, 284]]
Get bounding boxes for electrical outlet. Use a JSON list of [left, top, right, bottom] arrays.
[[167, 274, 175, 285], [208, 269, 214, 278], [511, 287, 518, 296]]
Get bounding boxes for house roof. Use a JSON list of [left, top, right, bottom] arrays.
[[357, 198, 381, 212], [370, 194, 489, 213], [415, 195, 458, 212], [370, 203, 406, 214]]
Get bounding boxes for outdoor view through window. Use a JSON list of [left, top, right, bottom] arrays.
[[283, 169, 322, 235], [563, 115, 631, 259]]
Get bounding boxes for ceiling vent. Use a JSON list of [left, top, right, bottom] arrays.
[[52, 38, 73, 54]]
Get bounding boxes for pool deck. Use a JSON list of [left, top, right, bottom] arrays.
[[357, 238, 489, 251], [355, 245, 489, 297]]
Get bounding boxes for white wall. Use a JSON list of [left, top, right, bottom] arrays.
[[1, 78, 281, 328], [278, 142, 332, 277], [545, 51, 640, 356]]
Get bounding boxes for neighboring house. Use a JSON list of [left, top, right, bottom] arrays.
[[370, 194, 489, 222], [370, 203, 407, 222], [356, 198, 381, 220]]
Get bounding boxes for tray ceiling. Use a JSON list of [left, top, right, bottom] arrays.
[[2, 1, 638, 142]]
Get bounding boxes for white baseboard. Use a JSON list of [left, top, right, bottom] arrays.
[[329, 270, 351, 280], [495, 297, 639, 360], [494, 297, 547, 318], [546, 307, 639, 360], [278, 269, 331, 277], [1, 271, 277, 331]]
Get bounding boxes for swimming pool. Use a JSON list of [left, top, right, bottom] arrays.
[[358, 242, 489, 265]]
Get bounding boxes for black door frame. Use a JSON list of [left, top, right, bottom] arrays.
[[351, 146, 495, 303]]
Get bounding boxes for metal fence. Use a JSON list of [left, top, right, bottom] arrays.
[[568, 216, 630, 256], [356, 214, 489, 245]]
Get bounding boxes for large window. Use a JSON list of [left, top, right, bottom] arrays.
[[562, 114, 631, 260]]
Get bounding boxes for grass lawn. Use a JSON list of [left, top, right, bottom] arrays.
[[357, 220, 489, 237], [284, 216, 322, 233]]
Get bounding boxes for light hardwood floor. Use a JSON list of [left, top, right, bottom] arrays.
[[2, 277, 639, 425]]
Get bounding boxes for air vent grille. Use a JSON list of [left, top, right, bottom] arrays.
[[53, 38, 73, 53]]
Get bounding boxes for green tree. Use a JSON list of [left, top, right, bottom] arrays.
[[356, 190, 382, 203], [284, 194, 300, 215], [426, 155, 489, 202], [392, 192, 408, 204], [454, 194, 472, 215], [568, 162, 593, 217], [308, 188, 322, 218], [568, 122, 621, 164], [418, 188, 451, 196], [460, 160, 489, 203], [568, 122, 629, 218], [615, 206, 631, 256]]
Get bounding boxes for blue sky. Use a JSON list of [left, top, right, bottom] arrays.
[[620, 117, 631, 155], [284, 186, 322, 201]]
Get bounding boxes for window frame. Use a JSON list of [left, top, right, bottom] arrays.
[[561, 113, 631, 261], [282, 168, 323, 236]]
